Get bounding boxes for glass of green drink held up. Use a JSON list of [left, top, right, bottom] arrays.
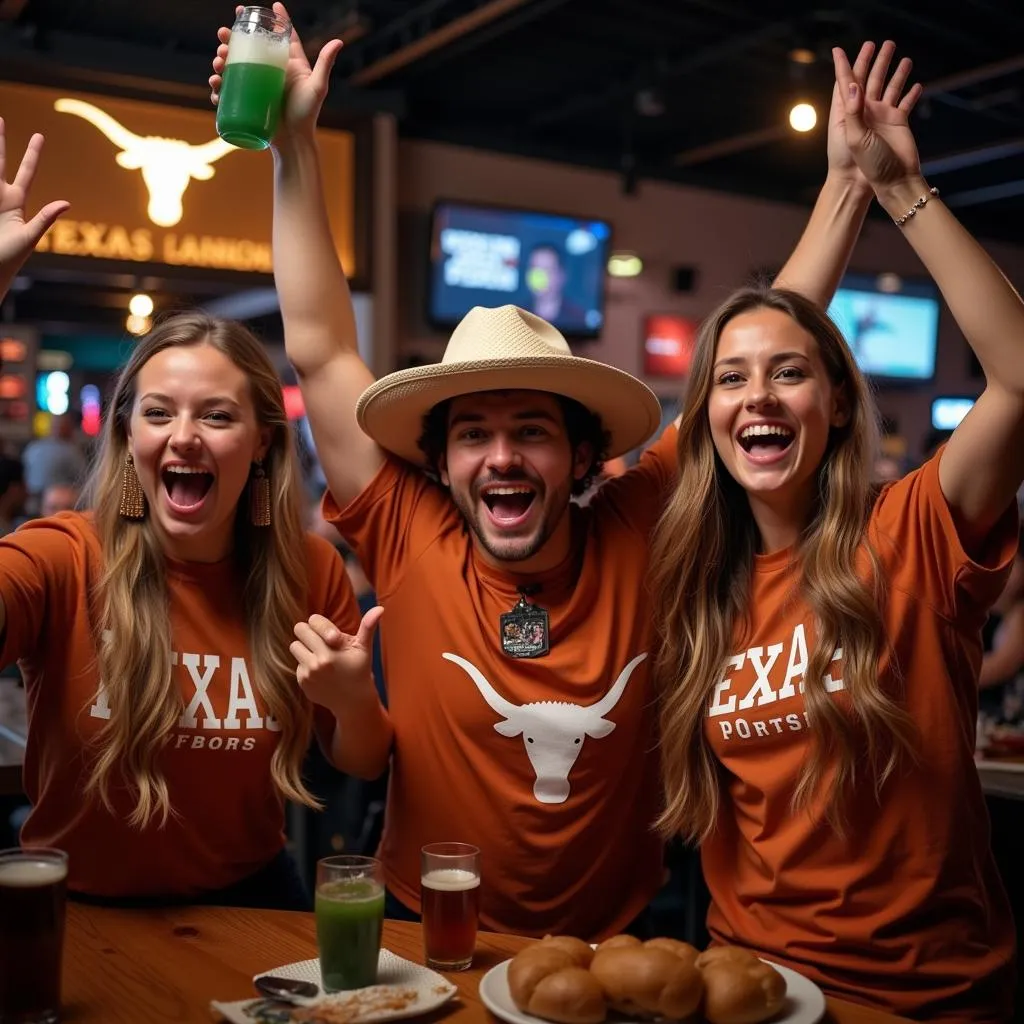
[[216, 6, 290, 150], [315, 855, 385, 992]]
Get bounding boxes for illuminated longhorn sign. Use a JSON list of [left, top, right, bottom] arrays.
[[54, 98, 236, 227]]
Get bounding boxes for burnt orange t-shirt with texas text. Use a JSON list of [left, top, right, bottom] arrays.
[[324, 427, 678, 940], [0, 512, 360, 898], [702, 453, 1016, 1022]]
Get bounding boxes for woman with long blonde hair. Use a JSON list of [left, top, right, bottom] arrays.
[[651, 45, 1021, 1023], [0, 125, 391, 908]]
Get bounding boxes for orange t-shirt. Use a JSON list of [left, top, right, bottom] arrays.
[[0, 512, 360, 898], [703, 453, 1017, 1022], [324, 428, 678, 939]]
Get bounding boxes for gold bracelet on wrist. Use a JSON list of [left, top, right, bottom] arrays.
[[893, 186, 939, 227]]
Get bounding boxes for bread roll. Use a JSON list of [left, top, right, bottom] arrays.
[[525, 967, 607, 1024], [540, 935, 596, 968], [508, 946, 576, 1011], [594, 933, 642, 952], [589, 947, 703, 1020], [643, 937, 700, 968], [698, 948, 786, 1024]]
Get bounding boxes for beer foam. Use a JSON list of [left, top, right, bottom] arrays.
[[226, 30, 290, 69], [0, 859, 67, 887], [421, 868, 479, 892]]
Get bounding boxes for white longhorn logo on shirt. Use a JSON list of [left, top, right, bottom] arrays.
[[442, 652, 647, 804]]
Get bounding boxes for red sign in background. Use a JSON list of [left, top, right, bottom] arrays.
[[643, 314, 697, 378]]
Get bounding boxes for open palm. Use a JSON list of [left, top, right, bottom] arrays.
[[0, 123, 69, 271], [833, 45, 924, 189], [826, 41, 921, 189]]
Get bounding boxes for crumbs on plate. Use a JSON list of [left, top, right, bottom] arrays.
[[237, 987, 425, 1024]]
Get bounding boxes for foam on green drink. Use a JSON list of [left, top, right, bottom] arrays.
[[216, 29, 289, 150], [315, 878, 385, 992]]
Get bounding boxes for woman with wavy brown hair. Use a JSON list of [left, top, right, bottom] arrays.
[[0, 124, 391, 908], [651, 46, 1022, 1024]]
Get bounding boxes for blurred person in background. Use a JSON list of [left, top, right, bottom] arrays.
[[22, 411, 87, 505], [979, 523, 1024, 724], [39, 481, 79, 516]]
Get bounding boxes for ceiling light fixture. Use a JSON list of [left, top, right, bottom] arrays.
[[607, 252, 643, 278], [129, 292, 154, 318], [788, 102, 817, 133]]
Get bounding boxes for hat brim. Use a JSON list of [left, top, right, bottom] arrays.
[[356, 355, 663, 467]]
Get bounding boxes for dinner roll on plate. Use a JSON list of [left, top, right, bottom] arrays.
[[589, 947, 704, 1020], [697, 947, 787, 1024]]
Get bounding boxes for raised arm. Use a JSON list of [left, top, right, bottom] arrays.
[[0, 121, 69, 305], [835, 45, 1024, 547], [210, 3, 383, 508], [774, 41, 922, 308]]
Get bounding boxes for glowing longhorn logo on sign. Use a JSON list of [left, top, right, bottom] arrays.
[[54, 98, 236, 228]]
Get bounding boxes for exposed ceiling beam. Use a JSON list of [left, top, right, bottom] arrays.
[[350, 0, 539, 86], [532, 20, 794, 128], [673, 125, 787, 167], [407, 0, 573, 75], [921, 138, 1024, 176], [922, 53, 1024, 96], [943, 179, 1024, 208]]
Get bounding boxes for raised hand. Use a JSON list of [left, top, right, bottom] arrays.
[[210, 2, 342, 140], [290, 606, 384, 712], [832, 43, 925, 192], [0, 120, 69, 285]]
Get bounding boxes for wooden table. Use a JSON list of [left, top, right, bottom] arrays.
[[61, 904, 911, 1023]]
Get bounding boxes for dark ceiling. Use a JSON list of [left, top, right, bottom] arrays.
[[1, 0, 1022, 338]]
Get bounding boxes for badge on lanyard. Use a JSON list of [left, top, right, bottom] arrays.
[[500, 585, 550, 659]]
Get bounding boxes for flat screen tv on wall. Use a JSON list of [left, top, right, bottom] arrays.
[[826, 272, 941, 382], [427, 200, 612, 339]]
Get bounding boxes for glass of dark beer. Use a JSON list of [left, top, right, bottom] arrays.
[[420, 842, 480, 971], [0, 847, 68, 1024]]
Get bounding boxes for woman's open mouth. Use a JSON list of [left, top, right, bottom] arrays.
[[480, 484, 537, 529], [737, 424, 795, 464], [162, 465, 214, 513]]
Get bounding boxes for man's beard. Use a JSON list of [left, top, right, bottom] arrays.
[[450, 486, 552, 564]]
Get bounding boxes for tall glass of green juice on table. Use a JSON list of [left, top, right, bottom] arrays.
[[216, 6, 290, 150], [315, 855, 385, 992]]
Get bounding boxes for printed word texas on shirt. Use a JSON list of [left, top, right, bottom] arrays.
[[326, 427, 678, 939]]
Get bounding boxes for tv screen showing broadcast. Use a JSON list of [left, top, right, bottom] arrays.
[[427, 200, 612, 338], [826, 273, 940, 381]]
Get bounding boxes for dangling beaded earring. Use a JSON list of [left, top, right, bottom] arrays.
[[250, 459, 271, 527], [119, 453, 146, 519]]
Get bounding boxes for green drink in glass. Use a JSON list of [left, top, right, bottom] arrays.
[[216, 6, 290, 150], [315, 856, 385, 992]]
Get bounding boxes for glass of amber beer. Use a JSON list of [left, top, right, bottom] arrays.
[[0, 848, 68, 1024], [216, 6, 291, 150], [420, 842, 480, 971]]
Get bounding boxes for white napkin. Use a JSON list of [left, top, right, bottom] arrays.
[[210, 949, 458, 1024]]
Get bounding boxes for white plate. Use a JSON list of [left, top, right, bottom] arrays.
[[479, 956, 825, 1024], [210, 951, 458, 1024]]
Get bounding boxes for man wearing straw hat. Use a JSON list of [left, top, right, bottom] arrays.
[[234, 11, 896, 937]]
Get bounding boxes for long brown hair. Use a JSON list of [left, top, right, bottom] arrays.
[[81, 312, 315, 827], [651, 287, 916, 842]]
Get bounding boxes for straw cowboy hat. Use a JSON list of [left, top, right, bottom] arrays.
[[356, 305, 663, 467]]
